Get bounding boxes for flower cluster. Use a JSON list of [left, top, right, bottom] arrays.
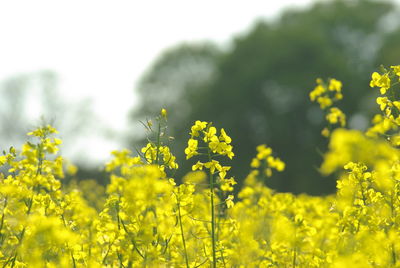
[[186, 121, 234, 160], [367, 65, 400, 143], [309, 78, 343, 109], [185, 121, 235, 191], [310, 78, 346, 137], [3, 66, 400, 267], [107, 109, 179, 177], [250, 144, 285, 178]]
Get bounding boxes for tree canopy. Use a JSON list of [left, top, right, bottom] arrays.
[[131, 0, 400, 194]]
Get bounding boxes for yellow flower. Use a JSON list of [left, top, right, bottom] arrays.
[[317, 96, 333, 109], [221, 177, 237, 192], [192, 161, 204, 171], [335, 92, 343, 100], [370, 72, 390, 94], [218, 166, 231, 179], [161, 108, 167, 118], [267, 156, 285, 171], [250, 158, 260, 168], [226, 195, 234, 208], [326, 107, 346, 127], [190, 120, 207, 137], [376, 97, 390, 111], [219, 128, 232, 143], [27, 125, 58, 137], [391, 65, 400, 77], [321, 127, 330, 137], [204, 160, 222, 174], [264, 167, 272, 177], [328, 78, 342, 92], [0, 155, 6, 165], [184, 138, 199, 159], [309, 84, 326, 101], [256, 144, 272, 160], [203, 126, 217, 142], [393, 101, 400, 111]]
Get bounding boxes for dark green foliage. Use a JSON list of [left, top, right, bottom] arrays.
[[131, 0, 400, 195]]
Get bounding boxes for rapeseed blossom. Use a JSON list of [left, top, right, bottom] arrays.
[[310, 78, 346, 137], [2, 66, 400, 266], [370, 71, 391, 94]]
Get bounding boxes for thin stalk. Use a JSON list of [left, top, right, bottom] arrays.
[[121, 220, 145, 259], [208, 148, 217, 268], [155, 122, 161, 165], [292, 246, 297, 268], [392, 243, 397, 265], [9, 252, 17, 268], [102, 240, 113, 265], [117, 251, 126, 268], [71, 251, 77, 268], [292, 226, 298, 268], [11, 187, 36, 266], [177, 198, 190, 268], [0, 198, 8, 246]]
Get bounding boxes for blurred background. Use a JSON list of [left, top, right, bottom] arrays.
[[1, 0, 400, 194]]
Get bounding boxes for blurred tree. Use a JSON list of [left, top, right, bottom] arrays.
[[131, 0, 400, 194], [0, 70, 94, 145], [130, 43, 221, 140], [0, 74, 30, 144], [0, 70, 96, 173]]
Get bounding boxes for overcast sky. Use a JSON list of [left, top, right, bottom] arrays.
[[0, 0, 316, 164]]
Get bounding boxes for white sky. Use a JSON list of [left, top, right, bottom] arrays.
[[0, 0, 315, 165]]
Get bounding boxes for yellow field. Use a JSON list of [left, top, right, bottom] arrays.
[[1, 66, 400, 267]]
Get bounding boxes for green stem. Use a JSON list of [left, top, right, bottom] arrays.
[[121, 220, 145, 259], [9, 252, 17, 268], [10, 189, 36, 266], [0, 198, 7, 245], [208, 148, 217, 268], [71, 251, 77, 268], [392, 243, 397, 265], [292, 226, 297, 268], [155, 122, 161, 165], [177, 198, 190, 268], [292, 246, 297, 268], [102, 240, 113, 265]]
